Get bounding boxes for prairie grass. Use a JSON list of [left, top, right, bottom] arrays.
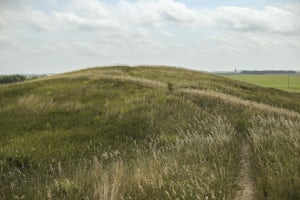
[[1, 114, 240, 199], [25, 65, 300, 112], [1, 65, 300, 199], [249, 114, 300, 199], [180, 88, 300, 119], [18, 94, 83, 110], [69, 128, 239, 200], [0, 75, 242, 199]]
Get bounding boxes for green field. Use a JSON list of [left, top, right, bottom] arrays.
[[1, 66, 300, 199], [225, 74, 300, 92]]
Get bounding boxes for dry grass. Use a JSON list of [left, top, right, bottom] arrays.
[[35, 68, 167, 89], [249, 114, 300, 199], [44, 115, 240, 199], [1, 66, 300, 199], [18, 94, 83, 110], [180, 88, 300, 119]]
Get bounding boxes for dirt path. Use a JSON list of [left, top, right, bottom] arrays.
[[234, 141, 256, 200]]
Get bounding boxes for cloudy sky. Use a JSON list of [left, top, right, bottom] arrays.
[[0, 0, 300, 74]]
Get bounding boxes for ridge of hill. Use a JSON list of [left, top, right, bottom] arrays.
[[0, 66, 299, 199], [61, 66, 300, 112]]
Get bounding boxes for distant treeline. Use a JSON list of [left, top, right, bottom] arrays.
[[241, 70, 296, 75], [0, 74, 27, 84]]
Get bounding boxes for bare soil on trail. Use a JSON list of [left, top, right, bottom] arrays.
[[234, 141, 257, 200]]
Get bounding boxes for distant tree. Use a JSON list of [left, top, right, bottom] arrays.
[[241, 70, 296, 75], [0, 74, 27, 84]]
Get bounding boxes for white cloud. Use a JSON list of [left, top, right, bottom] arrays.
[[214, 6, 300, 34], [67, 0, 111, 18], [52, 11, 120, 31], [48, 0, 58, 6], [0, 8, 55, 32], [0, 0, 300, 73], [159, 0, 199, 23], [116, 0, 162, 26], [2, 0, 298, 34], [25, 9, 55, 32], [0, 34, 17, 46], [115, 0, 206, 27], [0, 0, 31, 8]]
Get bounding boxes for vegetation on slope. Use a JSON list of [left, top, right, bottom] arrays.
[[249, 114, 300, 199], [0, 65, 299, 199], [0, 74, 27, 84], [67, 66, 300, 112]]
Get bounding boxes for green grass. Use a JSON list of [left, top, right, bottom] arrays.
[[0, 65, 300, 199], [225, 74, 300, 93]]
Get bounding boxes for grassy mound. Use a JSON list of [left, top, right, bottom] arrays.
[[0, 66, 299, 199]]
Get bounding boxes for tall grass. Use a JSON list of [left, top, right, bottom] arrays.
[[18, 94, 83, 110], [1, 66, 300, 199], [47, 115, 240, 199], [180, 88, 300, 119], [0, 113, 241, 199], [249, 114, 300, 199]]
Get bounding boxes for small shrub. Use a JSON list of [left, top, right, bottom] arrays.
[[5, 155, 31, 169], [0, 74, 26, 84], [167, 82, 175, 93]]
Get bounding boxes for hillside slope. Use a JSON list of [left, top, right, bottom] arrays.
[[0, 66, 299, 200]]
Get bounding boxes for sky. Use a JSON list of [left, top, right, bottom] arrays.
[[0, 0, 300, 74]]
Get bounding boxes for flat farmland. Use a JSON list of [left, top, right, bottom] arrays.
[[225, 74, 300, 92]]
